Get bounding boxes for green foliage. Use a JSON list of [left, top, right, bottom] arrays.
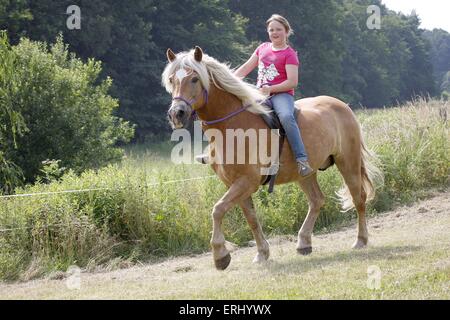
[[0, 31, 26, 192], [36, 159, 66, 184], [0, 100, 448, 281], [0, 0, 251, 139], [357, 99, 449, 209], [423, 29, 450, 94], [0, 33, 134, 189], [0, 154, 23, 194], [440, 71, 450, 93], [0, 0, 32, 43], [1, 0, 439, 138], [442, 91, 450, 101], [229, 0, 345, 99], [229, 0, 437, 107]]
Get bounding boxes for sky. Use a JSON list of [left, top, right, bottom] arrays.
[[381, 0, 450, 32]]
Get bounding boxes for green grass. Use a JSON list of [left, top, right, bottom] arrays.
[[0, 99, 449, 281], [1, 194, 448, 299]]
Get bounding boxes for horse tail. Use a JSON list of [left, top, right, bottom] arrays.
[[360, 139, 384, 204], [338, 133, 384, 212]]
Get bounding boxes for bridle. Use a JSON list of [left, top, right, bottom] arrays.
[[172, 89, 208, 112], [171, 88, 251, 126]]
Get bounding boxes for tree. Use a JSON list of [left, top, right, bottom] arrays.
[[1, 0, 441, 137], [0, 0, 32, 43], [0, 34, 134, 187], [339, 0, 435, 107], [339, 0, 398, 107], [229, 0, 345, 99], [0, 31, 26, 193], [441, 71, 450, 92], [1, 0, 251, 139], [395, 12, 436, 99], [423, 28, 450, 95]]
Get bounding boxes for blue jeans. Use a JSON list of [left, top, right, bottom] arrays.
[[270, 93, 308, 161]]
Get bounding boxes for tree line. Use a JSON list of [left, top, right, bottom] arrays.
[[1, 0, 449, 192], [423, 28, 450, 99], [1, 0, 448, 139]]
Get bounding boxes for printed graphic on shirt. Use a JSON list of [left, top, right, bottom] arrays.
[[257, 61, 280, 88]]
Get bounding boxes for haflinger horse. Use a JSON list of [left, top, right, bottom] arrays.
[[162, 46, 383, 270]]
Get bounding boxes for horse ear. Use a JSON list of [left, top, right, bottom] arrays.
[[166, 48, 176, 63], [194, 46, 203, 62]]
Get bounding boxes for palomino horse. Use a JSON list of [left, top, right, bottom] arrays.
[[162, 46, 383, 270]]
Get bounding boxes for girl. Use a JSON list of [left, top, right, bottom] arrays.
[[233, 14, 313, 176]]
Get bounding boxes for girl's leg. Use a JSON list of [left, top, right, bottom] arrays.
[[270, 93, 313, 176], [270, 93, 307, 161]]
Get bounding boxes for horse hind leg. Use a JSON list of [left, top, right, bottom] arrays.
[[334, 156, 368, 249], [352, 186, 368, 249], [296, 173, 325, 255], [239, 197, 270, 263]]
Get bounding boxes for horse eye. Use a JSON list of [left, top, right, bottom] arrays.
[[191, 77, 199, 83]]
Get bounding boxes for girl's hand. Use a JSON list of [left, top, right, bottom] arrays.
[[259, 86, 271, 96]]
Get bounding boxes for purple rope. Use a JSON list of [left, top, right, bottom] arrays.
[[173, 89, 250, 125], [202, 103, 252, 126]]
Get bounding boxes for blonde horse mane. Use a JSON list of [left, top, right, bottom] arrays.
[[161, 48, 271, 115]]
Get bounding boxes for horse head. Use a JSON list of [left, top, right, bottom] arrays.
[[164, 46, 208, 129]]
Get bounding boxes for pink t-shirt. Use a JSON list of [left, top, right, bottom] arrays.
[[254, 42, 300, 96]]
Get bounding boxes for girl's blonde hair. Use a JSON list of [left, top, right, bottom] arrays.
[[266, 14, 294, 39]]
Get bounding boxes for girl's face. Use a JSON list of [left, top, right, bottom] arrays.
[[267, 20, 288, 47]]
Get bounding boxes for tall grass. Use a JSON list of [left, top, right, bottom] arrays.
[[0, 99, 448, 281]]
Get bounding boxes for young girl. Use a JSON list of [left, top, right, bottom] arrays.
[[233, 14, 313, 176]]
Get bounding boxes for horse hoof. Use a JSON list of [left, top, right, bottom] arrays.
[[252, 252, 269, 264], [352, 241, 367, 249], [214, 253, 231, 270], [297, 247, 312, 255]]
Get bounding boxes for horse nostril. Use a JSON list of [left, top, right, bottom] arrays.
[[177, 110, 185, 119]]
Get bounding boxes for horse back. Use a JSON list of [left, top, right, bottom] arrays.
[[277, 95, 360, 184]]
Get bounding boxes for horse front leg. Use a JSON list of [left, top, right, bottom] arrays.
[[296, 173, 325, 255], [211, 177, 255, 270], [239, 196, 270, 263]]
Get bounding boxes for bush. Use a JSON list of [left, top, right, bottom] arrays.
[[0, 33, 134, 191]]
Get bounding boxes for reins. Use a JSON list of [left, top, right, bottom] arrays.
[[173, 89, 252, 126]]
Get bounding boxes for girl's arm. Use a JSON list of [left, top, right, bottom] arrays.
[[234, 53, 259, 79]]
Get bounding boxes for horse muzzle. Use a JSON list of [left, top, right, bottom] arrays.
[[168, 103, 191, 129]]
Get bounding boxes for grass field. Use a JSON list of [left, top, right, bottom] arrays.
[[0, 98, 449, 284], [0, 189, 448, 299]]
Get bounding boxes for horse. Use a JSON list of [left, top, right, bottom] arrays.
[[162, 46, 383, 270]]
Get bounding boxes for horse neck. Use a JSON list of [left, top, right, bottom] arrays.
[[196, 85, 243, 123]]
